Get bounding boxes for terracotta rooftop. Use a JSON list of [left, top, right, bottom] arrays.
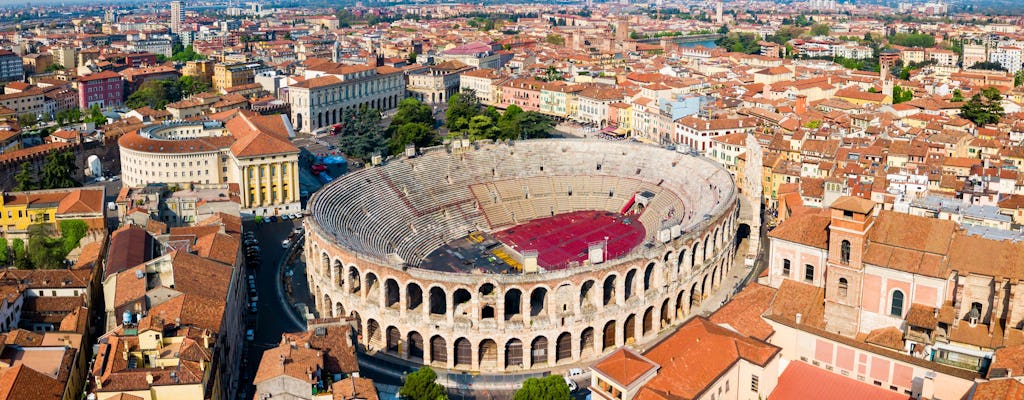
[[767, 361, 909, 400]]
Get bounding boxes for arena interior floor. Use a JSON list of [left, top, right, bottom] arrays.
[[493, 210, 646, 270]]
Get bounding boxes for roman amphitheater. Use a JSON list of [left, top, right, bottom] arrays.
[[304, 139, 740, 374]]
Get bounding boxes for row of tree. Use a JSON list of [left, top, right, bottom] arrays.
[[445, 90, 554, 141], [14, 150, 79, 191], [399, 367, 571, 400], [125, 76, 208, 110]]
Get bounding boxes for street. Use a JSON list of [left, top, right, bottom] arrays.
[[236, 218, 307, 400]]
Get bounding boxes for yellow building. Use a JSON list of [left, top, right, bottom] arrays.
[[182, 60, 215, 86], [0, 187, 106, 237], [212, 62, 265, 91], [118, 110, 299, 217]]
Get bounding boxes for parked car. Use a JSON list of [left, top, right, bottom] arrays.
[[249, 302, 258, 313], [245, 329, 255, 341], [281, 214, 290, 221], [269, 216, 278, 223], [292, 212, 303, 219], [293, 227, 304, 235], [282, 239, 291, 248], [564, 377, 578, 393]]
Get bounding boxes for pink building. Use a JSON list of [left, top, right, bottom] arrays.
[[77, 70, 124, 110], [500, 78, 541, 112]]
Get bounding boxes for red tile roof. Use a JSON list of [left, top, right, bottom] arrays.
[[767, 361, 910, 400]]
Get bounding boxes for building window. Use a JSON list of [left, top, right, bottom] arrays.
[[838, 278, 848, 298], [804, 264, 814, 283], [782, 259, 791, 276], [890, 290, 904, 317], [969, 302, 983, 323], [841, 240, 851, 264], [751, 375, 759, 392]]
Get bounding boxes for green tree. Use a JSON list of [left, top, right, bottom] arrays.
[[177, 76, 208, 97], [467, 115, 499, 140], [893, 85, 914, 104], [14, 163, 37, 191], [1016, 70, 1024, 87], [970, 61, 1007, 71], [810, 23, 830, 36], [40, 151, 79, 189], [545, 33, 565, 46], [126, 80, 172, 109], [445, 91, 482, 133], [951, 88, 964, 102], [58, 219, 89, 254], [45, 63, 65, 72], [27, 223, 66, 269], [888, 33, 935, 48], [717, 24, 729, 34], [335, 106, 388, 161], [715, 32, 761, 54], [513, 375, 571, 400], [960, 88, 1004, 126], [11, 238, 25, 264], [803, 120, 822, 128], [517, 111, 554, 139], [18, 113, 37, 127], [87, 104, 107, 126], [398, 367, 448, 400], [389, 123, 438, 155], [391, 97, 435, 128], [0, 237, 8, 265]]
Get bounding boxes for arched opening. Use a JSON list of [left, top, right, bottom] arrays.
[[580, 327, 595, 358], [366, 319, 382, 348], [603, 275, 617, 307], [624, 269, 637, 300], [691, 242, 699, 269], [386, 326, 400, 353], [505, 339, 523, 369], [408, 331, 424, 360], [624, 314, 637, 344], [407, 283, 423, 312], [323, 293, 333, 317], [737, 223, 750, 249], [504, 288, 522, 320], [332, 260, 342, 288], [295, 113, 303, 131], [453, 288, 472, 317], [804, 264, 815, 284], [556, 332, 572, 363], [429, 287, 447, 315], [890, 290, 904, 317], [530, 287, 548, 318], [430, 336, 447, 365], [335, 302, 345, 318], [660, 298, 671, 327], [690, 281, 701, 309], [703, 235, 711, 262], [643, 307, 654, 336], [348, 266, 361, 294], [531, 336, 548, 366], [841, 240, 851, 264], [838, 278, 848, 298], [602, 321, 617, 351], [643, 263, 655, 292], [384, 279, 400, 309], [479, 339, 498, 369], [350, 311, 362, 337], [676, 249, 687, 275], [365, 273, 380, 300], [580, 280, 596, 311], [479, 283, 496, 297], [713, 227, 720, 254], [677, 289, 687, 318], [700, 274, 709, 301], [454, 338, 472, 368]]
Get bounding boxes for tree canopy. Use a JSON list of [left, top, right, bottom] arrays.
[[960, 87, 1004, 126], [334, 106, 388, 161], [512, 375, 571, 400], [714, 32, 761, 54], [892, 85, 914, 104], [888, 33, 935, 48], [445, 92, 553, 140], [126, 76, 209, 110], [399, 367, 448, 400]]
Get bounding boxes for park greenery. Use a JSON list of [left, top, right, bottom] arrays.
[[156, 44, 205, 63], [398, 367, 448, 400], [125, 76, 209, 110], [388, 97, 439, 155], [15, 150, 79, 191], [445, 90, 554, 141], [0, 220, 88, 269], [960, 87, 1004, 127], [545, 33, 565, 46], [892, 85, 914, 104], [888, 33, 936, 48], [512, 375, 572, 400]]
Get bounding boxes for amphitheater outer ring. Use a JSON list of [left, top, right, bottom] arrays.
[[303, 139, 740, 374]]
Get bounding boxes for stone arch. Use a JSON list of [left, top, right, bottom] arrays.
[[643, 306, 655, 336], [428, 286, 447, 315], [384, 278, 400, 309], [366, 319, 382, 348], [662, 250, 674, 269], [348, 266, 361, 294], [713, 227, 721, 255], [479, 339, 498, 370], [332, 260, 343, 288], [408, 331, 424, 360], [335, 302, 345, 318], [531, 336, 548, 366], [553, 283, 575, 318], [430, 335, 447, 365], [351, 311, 362, 337], [703, 234, 711, 263], [643, 262, 655, 293], [530, 286, 549, 318], [602, 274, 618, 307], [364, 272, 380, 302], [691, 241, 700, 270], [624, 269, 638, 301], [677, 248, 687, 276], [556, 332, 572, 363], [660, 297, 671, 327], [580, 327, 595, 358], [319, 252, 329, 278], [602, 320, 617, 351], [579, 280, 597, 311], [454, 337, 472, 367], [386, 326, 400, 353], [624, 313, 637, 344], [504, 287, 522, 320], [406, 282, 423, 312], [323, 293, 333, 317], [453, 288, 472, 317], [505, 339, 524, 369]]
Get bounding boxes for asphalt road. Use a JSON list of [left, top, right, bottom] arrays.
[[236, 218, 306, 400]]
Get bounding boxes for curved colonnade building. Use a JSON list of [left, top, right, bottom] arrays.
[[304, 139, 740, 374]]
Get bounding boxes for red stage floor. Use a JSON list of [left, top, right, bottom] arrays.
[[493, 210, 646, 270]]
